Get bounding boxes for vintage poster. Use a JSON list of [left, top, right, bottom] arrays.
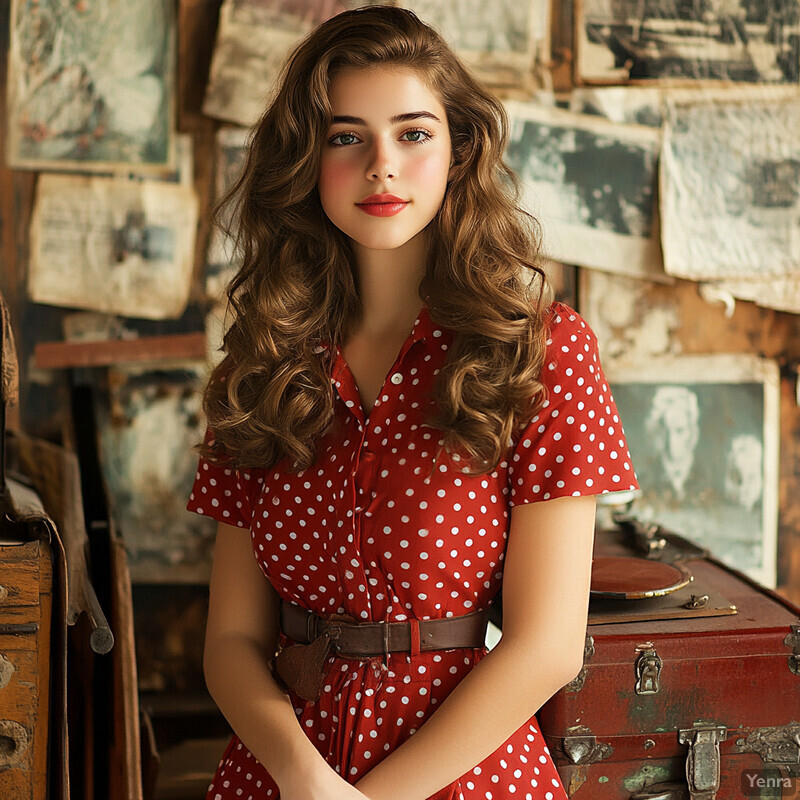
[[504, 101, 665, 280], [607, 355, 780, 588], [577, 0, 800, 84], [97, 364, 214, 583], [398, 0, 548, 86], [660, 88, 800, 281], [29, 173, 199, 319], [206, 127, 250, 300], [204, 0, 374, 127], [7, 0, 175, 172]]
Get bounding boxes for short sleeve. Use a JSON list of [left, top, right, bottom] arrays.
[[186, 430, 262, 529], [508, 303, 639, 505]]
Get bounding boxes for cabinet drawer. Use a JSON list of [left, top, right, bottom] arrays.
[[0, 646, 39, 772], [0, 542, 47, 609]]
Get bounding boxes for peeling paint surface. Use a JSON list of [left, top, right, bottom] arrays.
[[620, 763, 674, 792], [580, 271, 681, 364], [97, 365, 215, 582]]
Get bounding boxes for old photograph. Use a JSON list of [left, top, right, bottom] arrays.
[[29, 174, 199, 319], [660, 89, 800, 281], [399, 0, 548, 85], [577, 0, 800, 84], [504, 101, 664, 279], [7, 0, 176, 171], [607, 354, 780, 587], [204, 0, 372, 126]]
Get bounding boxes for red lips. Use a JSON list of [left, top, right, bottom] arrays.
[[356, 192, 410, 217], [357, 193, 408, 204]]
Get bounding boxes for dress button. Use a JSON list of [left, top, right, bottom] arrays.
[[391, 373, 403, 384]]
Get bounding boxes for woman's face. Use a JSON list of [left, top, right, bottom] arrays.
[[317, 65, 453, 253]]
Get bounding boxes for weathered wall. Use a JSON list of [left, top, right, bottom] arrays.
[[1, 1, 798, 651]]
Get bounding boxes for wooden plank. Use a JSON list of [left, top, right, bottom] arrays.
[[34, 333, 207, 370], [178, 0, 223, 303], [109, 533, 143, 800]]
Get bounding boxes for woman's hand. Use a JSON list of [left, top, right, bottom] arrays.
[[279, 762, 373, 800]]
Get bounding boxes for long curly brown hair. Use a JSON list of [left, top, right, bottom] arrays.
[[202, 4, 552, 477]]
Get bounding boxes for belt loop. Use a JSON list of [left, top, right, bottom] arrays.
[[409, 619, 421, 657], [306, 608, 316, 642], [382, 616, 390, 669]]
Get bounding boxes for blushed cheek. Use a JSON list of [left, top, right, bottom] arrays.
[[317, 159, 352, 206], [406, 154, 451, 217], [410, 151, 451, 191]]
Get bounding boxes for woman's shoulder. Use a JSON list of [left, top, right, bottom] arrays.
[[535, 300, 609, 396], [542, 301, 598, 351], [543, 300, 589, 328]]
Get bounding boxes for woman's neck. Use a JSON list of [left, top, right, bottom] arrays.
[[350, 232, 427, 339]]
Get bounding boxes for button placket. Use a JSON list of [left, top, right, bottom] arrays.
[[340, 421, 373, 620], [332, 326, 427, 621], [354, 451, 378, 514]]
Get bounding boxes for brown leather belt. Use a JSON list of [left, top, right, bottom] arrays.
[[279, 600, 491, 656]]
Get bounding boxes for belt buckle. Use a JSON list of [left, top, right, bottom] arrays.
[[322, 612, 356, 654]]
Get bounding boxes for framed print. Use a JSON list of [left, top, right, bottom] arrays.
[[504, 101, 665, 280], [607, 354, 780, 587], [576, 0, 800, 85], [7, 0, 176, 172]]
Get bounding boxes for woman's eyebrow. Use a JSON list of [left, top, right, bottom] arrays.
[[330, 111, 443, 125]]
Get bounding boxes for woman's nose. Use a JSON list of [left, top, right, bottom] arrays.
[[366, 140, 396, 180]]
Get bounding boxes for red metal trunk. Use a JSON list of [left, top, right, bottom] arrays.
[[538, 529, 800, 800]]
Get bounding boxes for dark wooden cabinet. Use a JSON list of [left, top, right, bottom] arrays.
[[0, 536, 54, 800]]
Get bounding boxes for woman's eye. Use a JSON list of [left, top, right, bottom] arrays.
[[402, 129, 432, 143], [329, 132, 359, 146]]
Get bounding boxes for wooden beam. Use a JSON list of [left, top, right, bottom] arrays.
[[34, 333, 207, 369]]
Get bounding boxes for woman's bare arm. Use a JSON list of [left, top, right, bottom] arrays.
[[205, 522, 371, 799], [204, 522, 329, 787], [354, 494, 597, 800]]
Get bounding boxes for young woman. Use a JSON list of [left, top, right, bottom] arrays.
[[188, 6, 638, 799]]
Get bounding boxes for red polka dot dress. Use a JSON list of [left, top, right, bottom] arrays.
[[188, 302, 638, 800]]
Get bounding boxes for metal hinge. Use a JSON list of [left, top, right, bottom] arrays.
[[736, 724, 800, 776], [565, 633, 594, 692], [677, 722, 727, 800], [785, 623, 800, 675], [635, 642, 662, 695], [562, 724, 613, 765]]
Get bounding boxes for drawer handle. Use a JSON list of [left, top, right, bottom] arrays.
[[0, 586, 7, 603], [0, 623, 38, 636], [0, 720, 29, 766]]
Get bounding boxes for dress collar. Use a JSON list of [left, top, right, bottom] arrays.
[[409, 303, 436, 344]]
